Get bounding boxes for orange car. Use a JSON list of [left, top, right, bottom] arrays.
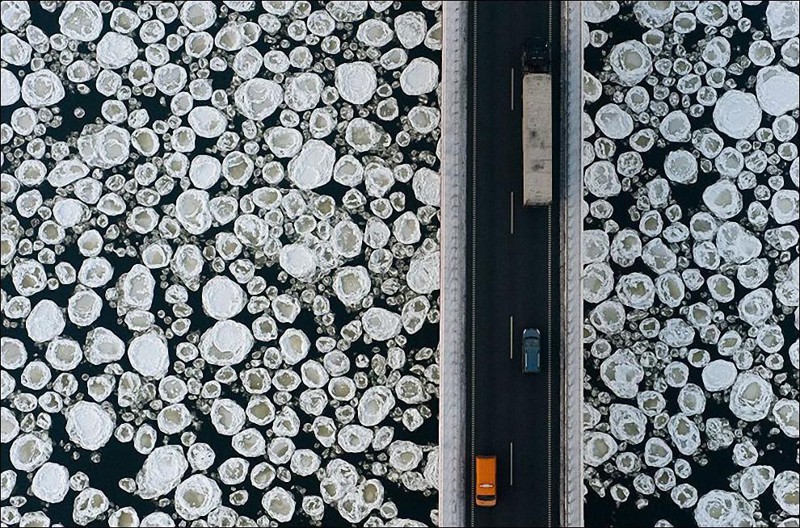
[[475, 455, 497, 507]]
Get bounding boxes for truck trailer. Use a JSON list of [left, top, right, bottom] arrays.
[[521, 38, 553, 207]]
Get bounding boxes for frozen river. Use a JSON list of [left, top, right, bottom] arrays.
[[0, 1, 443, 526], [581, 1, 798, 527]]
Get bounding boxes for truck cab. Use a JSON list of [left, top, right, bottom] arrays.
[[475, 455, 497, 507], [522, 37, 551, 73]]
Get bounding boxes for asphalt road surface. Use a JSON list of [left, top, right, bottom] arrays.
[[466, 2, 561, 526]]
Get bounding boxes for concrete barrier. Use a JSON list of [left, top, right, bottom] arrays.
[[439, 2, 469, 527], [559, 2, 585, 527]]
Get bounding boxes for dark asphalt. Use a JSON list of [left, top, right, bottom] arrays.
[[466, 2, 561, 527]]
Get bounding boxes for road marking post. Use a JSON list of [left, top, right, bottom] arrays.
[[509, 316, 514, 359], [510, 191, 515, 234], [510, 442, 514, 486], [511, 68, 515, 111]]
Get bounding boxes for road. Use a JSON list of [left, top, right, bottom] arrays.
[[466, 2, 561, 527]]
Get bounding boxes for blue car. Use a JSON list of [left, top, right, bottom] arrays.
[[523, 328, 541, 374]]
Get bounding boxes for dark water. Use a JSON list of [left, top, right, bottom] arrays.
[[582, 2, 799, 526], [1, 1, 442, 526]]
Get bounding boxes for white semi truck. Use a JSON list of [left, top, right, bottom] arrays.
[[521, 38, 553, 207]]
